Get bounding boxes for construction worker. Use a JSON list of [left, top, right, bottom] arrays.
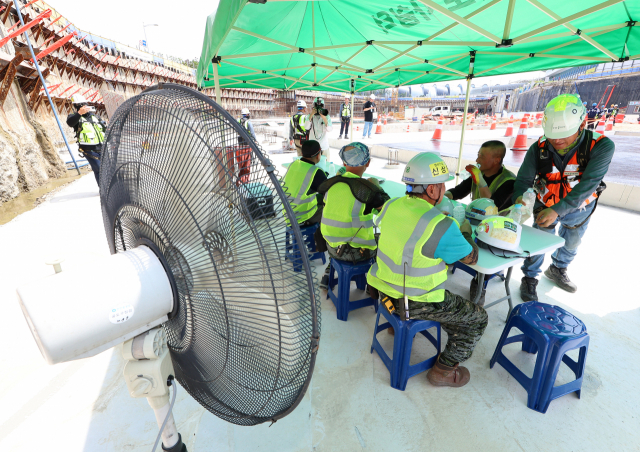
[[362, 94, 376, 139], [289, 100, 308, 156], [281, 140, 327, 227], [514, 94, 615, 301], [66, 94, 106, 184], [586, 102, 600, 130], [235, 108, 256, 184], [366, 152, 487, 388], [338, 96, 351, 140], [444, 140, 516, 211], [609, 104, 619, 126], [305, 97, 333, 158], [319, 142, 389, 264]]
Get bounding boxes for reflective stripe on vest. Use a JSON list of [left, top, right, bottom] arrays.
[[366, 196, 449, 303], [471, 166, 516, 201], [282, 159, 319, 224], [341, 104, 351, 117], [535, 133, 603, 209], [320, 172, 377, 249], [78, 116, 104, 145]]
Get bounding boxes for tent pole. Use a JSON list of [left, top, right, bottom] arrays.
[[350, 79, 355, 141], [456, 52, 475, 186], [212, 61, 222, 104], [13, 0, 81, 176]]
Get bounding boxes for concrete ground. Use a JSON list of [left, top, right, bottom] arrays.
[[1, 149, 639, 452]]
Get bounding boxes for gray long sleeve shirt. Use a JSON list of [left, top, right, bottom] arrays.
[[512, 133, 615, 216]]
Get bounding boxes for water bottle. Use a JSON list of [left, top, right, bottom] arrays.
[[507, 204, 523, 224], [337, 166, 347, 176], [523, 188, 536, 211], [453, 205, 466, 226]]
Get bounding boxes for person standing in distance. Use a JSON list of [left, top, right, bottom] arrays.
[[289, 100, 309, 156], [514, 94, 614, 301], [66, 94, 107, 185], [235, 107, 256, 185], [305, 97, 333, 159], [338, 96, 351, 140], [586, 102, 600, 130], [362, 94, 376, 139]]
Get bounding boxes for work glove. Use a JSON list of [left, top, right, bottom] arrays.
[[459, 219, 472, 235], [465, 164, 487, 188]]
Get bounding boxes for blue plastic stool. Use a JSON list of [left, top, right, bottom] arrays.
[[371, 306, 441, 390], [451, 262, 504, 288], [285, 223, 326, 272], [326, 258, 376, 321], [490, 301, 589, 413]]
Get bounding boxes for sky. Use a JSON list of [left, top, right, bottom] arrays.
[[46, 0, 219, 61], [44, 0, 545, 87]]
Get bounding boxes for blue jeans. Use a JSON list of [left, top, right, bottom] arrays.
[[521, 201, 595, 278], [82, 150, 101, 184], [362, 121, 374, 138]]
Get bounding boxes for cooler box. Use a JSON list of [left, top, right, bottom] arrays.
[[239, 182, 275, 220]]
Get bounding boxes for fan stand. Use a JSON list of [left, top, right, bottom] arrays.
[[122, 328, 187, 452]]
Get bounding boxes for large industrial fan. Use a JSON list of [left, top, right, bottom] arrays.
[[17, 84, 321, 450]]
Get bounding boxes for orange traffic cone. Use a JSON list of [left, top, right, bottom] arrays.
[[420, 115, 425, 125], [484, 116, 490, 127], [505, 116, 514, 137], [431, 119, 443, 140], [406, 124, 411, 133], [383, 115, 387, 126], [356, 124, 360, 132], [536, 113, 543, 127], [605, 118, 613, 131], [596, 118, 606, 134], [375, 116, 383, 134], [470, 114, 475, 124], [490, 116, 497, 130], [511, 117, 529, 151]]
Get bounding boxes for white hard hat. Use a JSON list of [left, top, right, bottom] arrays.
[[71, 94, 88, 104], [542, 94, 586, 139], [436, 196, 454, 216], [241, 108, 250, 115], [402, 152, 454, 185], [297, 100, 307, 108], [465, 198, 498, 222], [345, 96, 350, 100], [475, 216, 524, 253], [370, 94, 376, 99]]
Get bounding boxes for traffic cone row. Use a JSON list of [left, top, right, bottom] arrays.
[[595, 118, 606, 134], [431, 118, 443, 140], [511, 117, 529, 151], [505, 115, 514, 137]]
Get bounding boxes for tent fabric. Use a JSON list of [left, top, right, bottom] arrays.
[[197, 0, 640, 92]]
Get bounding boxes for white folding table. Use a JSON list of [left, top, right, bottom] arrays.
[[466, 225, 565, 313]]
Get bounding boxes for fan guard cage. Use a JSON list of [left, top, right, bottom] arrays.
[[100, 83, 320, 426]]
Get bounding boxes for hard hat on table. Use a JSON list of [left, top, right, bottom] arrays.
[[475, 216, 524, 254], [465, 198, 498, 222]]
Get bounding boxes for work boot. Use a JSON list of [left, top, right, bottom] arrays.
[[469, 276, 486, 307], [427, 359, 471, 387], [544, 265, 577, 293], [319, 264, 331, 290], [338, 135, 342, 139], [520, 277, 539, 301]]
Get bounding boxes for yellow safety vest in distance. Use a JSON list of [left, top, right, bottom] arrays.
[[367, 196, 449, 303], [471, 166, 516, 200], [290, 114, 306, 137], [282, 159, 320, 225], [321, 172, 377, 250], [341, 104, 351, 117], [78, 115, 105, 146]]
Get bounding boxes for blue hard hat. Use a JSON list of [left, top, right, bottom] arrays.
[[592, 103, 597, 106], [582, 102, 587, 105]]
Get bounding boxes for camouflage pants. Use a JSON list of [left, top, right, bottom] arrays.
[[389, 290, 488, 367]]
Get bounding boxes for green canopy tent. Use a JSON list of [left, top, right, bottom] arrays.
[[197, 0, 639, 178]]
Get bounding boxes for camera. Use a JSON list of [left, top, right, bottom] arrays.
[[313, 98, 328, 116]]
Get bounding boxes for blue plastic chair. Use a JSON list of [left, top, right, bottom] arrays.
[[285, 223, 326, 272], [371, 306, 441, 390], [490, 301, 589, 413], [326, 258, 376, 321]]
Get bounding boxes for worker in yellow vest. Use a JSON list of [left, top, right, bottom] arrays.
[[367, 152, 488, 388], [66, 93, 107, 184], [319, 142, 390, 265], [444, 140, 516, 211], [281, 140, 328, 226]]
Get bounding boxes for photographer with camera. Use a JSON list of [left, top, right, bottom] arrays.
[[305, 97, 333, 158]]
